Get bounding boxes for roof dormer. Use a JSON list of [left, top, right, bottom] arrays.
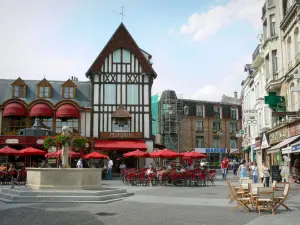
[[11, 77, 27, 98], [62, 79, 77, 99], [36, 78, 52, 98]]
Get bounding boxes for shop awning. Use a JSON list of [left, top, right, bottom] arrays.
[[268, 135, 300, 153], [56, 104, 79, 118], [30, 103, 53, 117], [94, 140, 147, 150], [242, 146, 250, 151], [3, 103, 27, 117], [282, 146, 291, 154]]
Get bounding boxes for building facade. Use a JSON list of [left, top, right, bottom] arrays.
[[0, 76, 91, 149], [242, 0, 300, 175], [157, 90, 243, 156], [85, 23, 157, 162]]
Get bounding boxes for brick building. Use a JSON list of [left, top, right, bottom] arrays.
[[158, 90, 243, 154]]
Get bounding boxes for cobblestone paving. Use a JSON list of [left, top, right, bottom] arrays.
[[0, 176, 299, 225]]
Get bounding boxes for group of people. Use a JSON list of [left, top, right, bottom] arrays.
[[220, 157, 271, 187], [1, 164, 25, 188]]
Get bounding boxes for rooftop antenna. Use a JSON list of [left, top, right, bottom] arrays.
[[113, 6, 125, 22]]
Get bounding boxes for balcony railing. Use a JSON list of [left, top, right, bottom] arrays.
[[252, 45, 261, 62]]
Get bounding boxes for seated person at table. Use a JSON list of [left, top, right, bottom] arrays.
[[187, 164, 194, 170], [1, 164, 6, 172], [145, 167, 153, 178], [177, 166, 186, 172]]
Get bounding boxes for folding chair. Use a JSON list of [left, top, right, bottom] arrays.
[[273, 183, 291, 212], [229, 184, 251, 212], [256, 187, 275, 215]]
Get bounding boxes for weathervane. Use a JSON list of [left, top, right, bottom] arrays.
[[113, 6, 125, 22]]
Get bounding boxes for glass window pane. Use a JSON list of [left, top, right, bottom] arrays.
[[104, 84, 116, 104], [122, 49, 131, 63], [44, 87, 49, 97], [113, 49, 121, 63], [64, 88, 68, 98], [127, 84, 138, 104]]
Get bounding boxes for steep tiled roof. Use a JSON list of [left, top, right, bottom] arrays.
[[112, 106, 132, 118]]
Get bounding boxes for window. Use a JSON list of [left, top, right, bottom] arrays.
[[230, 139, 237, 149], [2, 117, 27, 134], [127, 84, 138, 104], [39, 86, 50, 98], [113, 119, 130, 132], [230, 108, 238, 120], [294, 28, 299, 56], [13, 85, 24, 97], [213, 137, 220, 148], [265, 54, 270, 79], [63, 87, 74, 99], [196, 105, 204, 117], [104, 84, 116, 104], [55, 119, 79, 134], [214, 106, 221, 119], [263, 20, 268, 40], [270, 15, 276, 36], [230, 122, 237, 133], [272, 50, 278, 73], [196, 137, 204, 148], [268, 0, 274, 7], [195, 121, 203, 132], [287, 37, 292, 64], [122, 49, 131, 63], [30, 118, 52, 130], [113, 49, 121, 63], [212, 121, 220, 132]]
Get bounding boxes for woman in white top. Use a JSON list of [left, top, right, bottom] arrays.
[[250, 162, 259, 183]]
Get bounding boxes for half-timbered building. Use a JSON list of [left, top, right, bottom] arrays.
[[86, 23, 157, 159]]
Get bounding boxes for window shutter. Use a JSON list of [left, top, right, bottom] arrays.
[[222, 105, 230, 118]]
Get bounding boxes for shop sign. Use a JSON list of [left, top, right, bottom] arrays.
[[260, 133, 269, 149], [36, 139, 44, 145], [100, 132, 143, 139], [5, 139, 19, 144], [289, 121, 300, 136], [269, 127, 288, 144], [195, 148, 231, 153], [292, 144, 300, 151]]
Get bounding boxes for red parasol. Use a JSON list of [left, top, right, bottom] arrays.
[[0, 146, 19, 155], [181, 151, 208, 159], [148, 149, 181, 158], [123, 150, 149, 158], [18, 147, 46, 156], [46, 149, 80, 158], [82, 152, 109, 159]]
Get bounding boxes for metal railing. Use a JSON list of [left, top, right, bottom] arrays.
[[252, 45, 261, 62], [288, 61, 293, 70]]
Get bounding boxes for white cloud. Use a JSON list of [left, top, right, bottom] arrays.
[[179, 0, 264, 41], [189, 55, 251, 101]]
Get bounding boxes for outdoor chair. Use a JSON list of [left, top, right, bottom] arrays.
[[229, 184, 251, 212], [227, 180, 245, 204], [248, 183, 264, 207], [256, 187, 275, 215], [273, 183, 291, 212]]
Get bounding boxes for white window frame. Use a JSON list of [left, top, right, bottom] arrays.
[[195, 120, 203, 132], [196, 105, 205, 117]]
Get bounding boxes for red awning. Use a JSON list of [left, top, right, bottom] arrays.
[[30, 103, 53, 117], [3, 103, 27, 117], [56, 104, 79, 118], [94, 140, 147, 150]]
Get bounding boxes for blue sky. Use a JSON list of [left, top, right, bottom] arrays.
[[0, 0, 264, 101]]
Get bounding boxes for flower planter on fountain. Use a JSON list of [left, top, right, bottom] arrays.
[[26, 126, 102, 190]]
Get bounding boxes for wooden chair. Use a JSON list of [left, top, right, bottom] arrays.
[[273, 183, 291, 212], [229, 184, 251, 212], [248, 183, 264, 207], [256, 187, 275, 215], [227, 180, 244, 203]]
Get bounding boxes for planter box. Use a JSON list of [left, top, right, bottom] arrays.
[[26, 168, 102, 190]]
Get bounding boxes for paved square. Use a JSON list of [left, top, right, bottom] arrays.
[[0, 177, 299, 225]]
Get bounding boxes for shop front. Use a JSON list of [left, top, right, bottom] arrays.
[[267, 126, 289, 167]]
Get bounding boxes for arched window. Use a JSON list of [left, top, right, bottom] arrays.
[[287, 37, 292, 64], [290, 83, 296, 111], [294, 27, 299, 58]]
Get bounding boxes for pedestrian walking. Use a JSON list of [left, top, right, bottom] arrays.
[[106, 158, 113, 180], [221, 157, 229, 180], [237, 160, 248, 178], [250, 162, 258, 183], [8, 164, 18, 188]]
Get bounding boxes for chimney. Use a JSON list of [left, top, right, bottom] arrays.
[[234, 91, 237, 98]]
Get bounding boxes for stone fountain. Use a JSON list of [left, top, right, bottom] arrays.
[[26, 126, 102, 190]]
